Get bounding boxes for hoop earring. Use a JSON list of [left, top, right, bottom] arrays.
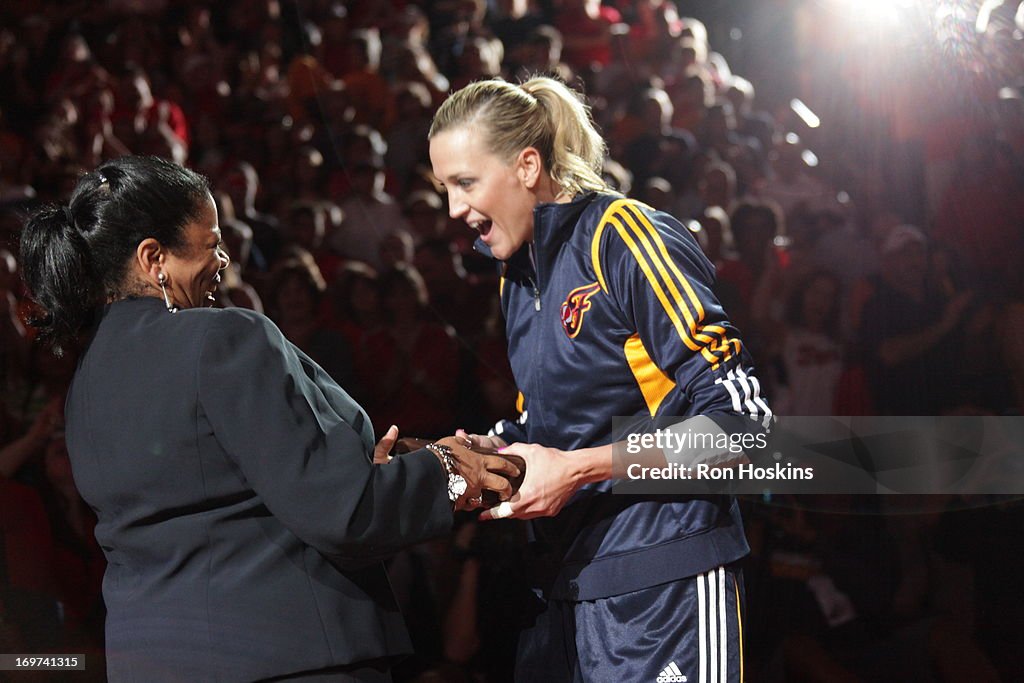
[[157, 271, 178, 313]]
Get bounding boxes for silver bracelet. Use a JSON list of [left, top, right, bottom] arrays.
[[425, 442, 467, 503]]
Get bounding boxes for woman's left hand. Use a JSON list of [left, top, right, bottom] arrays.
[[478, 443, 580, 521], [373, 425, 399, 464]]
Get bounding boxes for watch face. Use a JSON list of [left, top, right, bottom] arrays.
[[450, 475, 468, 498]]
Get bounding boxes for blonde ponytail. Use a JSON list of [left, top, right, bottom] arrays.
[[429, 76, 609, 197]]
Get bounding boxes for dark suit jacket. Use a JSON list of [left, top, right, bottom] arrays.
[[65, 297, 453, 682]]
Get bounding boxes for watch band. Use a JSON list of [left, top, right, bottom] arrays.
[[425, 442, 468, 503]]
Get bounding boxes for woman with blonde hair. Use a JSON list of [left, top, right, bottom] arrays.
[[430, 76, 769, 682]]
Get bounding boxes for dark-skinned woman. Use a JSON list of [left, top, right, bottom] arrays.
[[18, 155, 518, 683]]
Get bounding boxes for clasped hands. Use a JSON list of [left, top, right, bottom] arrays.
[[384, 428, 586, 522], [372, 426, 528, 512]]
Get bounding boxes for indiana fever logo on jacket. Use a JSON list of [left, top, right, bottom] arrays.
[[478, 192, 769, 601], [560, 281, 602, 338]]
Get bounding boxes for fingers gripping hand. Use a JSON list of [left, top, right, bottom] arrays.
[[455, 429, 508, 453], [479, 443, 579, 521], [434, 437, 522, 511]]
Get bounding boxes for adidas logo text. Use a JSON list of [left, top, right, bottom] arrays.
[[656, 661, 687, 682]]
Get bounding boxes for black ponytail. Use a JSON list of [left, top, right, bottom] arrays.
[[19, 156, 211, 354], [20, 202, 102, 355]]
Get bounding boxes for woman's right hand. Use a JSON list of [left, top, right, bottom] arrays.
[[434, 436, 520, 511], [454, 429, 508, 453]]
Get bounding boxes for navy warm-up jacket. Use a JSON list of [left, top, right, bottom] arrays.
[[484, 192, 771, 601]]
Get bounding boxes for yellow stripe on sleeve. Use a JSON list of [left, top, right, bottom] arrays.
[[617, 208, 706, 338], [615, 208, 726, 365], [592, 199, 741, 367], [608, 214, 701, 352], [590, 199, 633, 294], [623, 203, 742, 364], [623, 333, 676, 416]]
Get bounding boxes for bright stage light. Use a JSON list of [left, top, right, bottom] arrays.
[[976, 0, 1004, 33], [819, 0, 925, 26], [819, 0, 915, 26], [790, 99, 821, 128]]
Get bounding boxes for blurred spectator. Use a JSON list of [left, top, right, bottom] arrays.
[[404, 190, 448, 244], [511, 25, 572, 83], [617, 86, 698, 190], [78, 86, 130, 168], [220, 161, 283, 267], [637, 176, 675, 212], [490, 0, 549, 64], [267, 257, 358, 390], [858, 226, 971, 415], [771, 270, 844, 416], [332, 135, 411, 268], [282, 201, 344, 283], [994, 87, 1024, 159], [379, 229, 416, 271], [342, 29, 392, 128], [287, 145, 332, 206], [676, 158, 736, 220], [45, 32, 110, 106], [744, 496, 1001, 683], [601, 157, 633, 195], [626, 0, 683, 68], [933, 136, 1024, 294], [234, 42, 288, 104], [320, 5, 352, 77], [431, 0, 495, 79], [666, 70, 711, 133], [326, 261, 381, 351], [693, 205, 732, 265], [3, 344, 76, 445], [699, 102, 765, 178], [718, 200, 786, 328], [450, 36, 504, 90], [386, 83, 433, 195], [284, 21, 333, 124], [555, 0, 621, 71], [0, 123, 35, 202], [357, 264, 458, 437], [110, 66, 189, 160], [724, 75, 776, 152], [390, 42, 450, 106], [413, 238, 492, 338]]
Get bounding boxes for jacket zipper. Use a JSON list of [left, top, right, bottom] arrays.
[[528, 243, 541, 311]]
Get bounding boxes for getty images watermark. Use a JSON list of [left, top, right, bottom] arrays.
[[612, 415, 1024, 495], [623, 427, 813, 482]]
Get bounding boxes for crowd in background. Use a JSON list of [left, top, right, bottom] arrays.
[[1, 0, 1023, 681]]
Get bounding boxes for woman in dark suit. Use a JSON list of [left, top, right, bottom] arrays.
[[19, 155, 518, 682]]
